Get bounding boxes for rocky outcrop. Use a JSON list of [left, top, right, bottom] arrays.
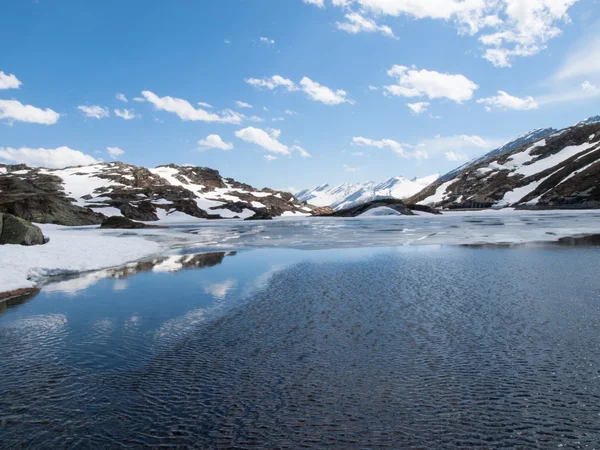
[[325, 199, 415, 217], [0, 213, 45, 245], [409, 121, 600, 210], [100, 216, 167, 229], [0, 162, 326, 225]]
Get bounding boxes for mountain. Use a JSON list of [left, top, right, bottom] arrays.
[[438, 128, 556, 183], [578, 116, 600, 126], [0, 162, 331, 226], [296, 174, 439, 211], [408, 120, 600, 209]]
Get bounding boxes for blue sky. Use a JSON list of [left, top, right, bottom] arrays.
[[1, 0, 599, 191]]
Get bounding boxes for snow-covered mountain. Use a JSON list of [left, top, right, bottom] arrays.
[[0, 162, 331, 225], [409, 119, 600, 209], [296, 174, 439, 211]]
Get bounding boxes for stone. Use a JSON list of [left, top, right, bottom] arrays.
[[0, 214, 45, 246], [100, 216, 167, 229]]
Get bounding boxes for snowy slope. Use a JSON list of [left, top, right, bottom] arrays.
[[297, 174, 439, 210], [409, 119, 600, 209], [0, 162, 327, 224]]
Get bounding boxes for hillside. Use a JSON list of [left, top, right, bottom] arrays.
[[0, 162, 331, 225], [409, 120, 600, 209]]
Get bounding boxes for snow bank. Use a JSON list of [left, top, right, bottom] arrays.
[[0, 224, 163, 294]]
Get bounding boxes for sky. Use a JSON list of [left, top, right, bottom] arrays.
[[0, 0, 599, 192]]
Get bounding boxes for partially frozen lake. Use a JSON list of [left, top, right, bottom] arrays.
[[1, 212, 600, 448]]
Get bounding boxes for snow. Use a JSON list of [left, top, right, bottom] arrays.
[[0, 167, 7, 174], [90, 206, 124, 217], [41, 166, 118, 206], [251, 201, 266, 208], [359, 207, 403, 217], [515, 142, 596, 177], [0, 224, 162, 294], [590, 134, 595, 141], [297, 174, 439, 211], [418, 180, 457, 205], [556, 160, 599, 186]]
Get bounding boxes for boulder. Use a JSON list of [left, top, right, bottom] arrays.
[[0, 213, 45, 245], [245, 211, 274, 221], [100, 216, 167, 229]]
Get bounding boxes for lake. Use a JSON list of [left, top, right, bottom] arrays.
[[2, 235, 600, 448]]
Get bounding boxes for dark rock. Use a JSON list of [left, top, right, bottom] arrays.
[[405, 204, 441, 215], [326, 199, 414, 217], [0, 213, 45, 245], [245, 211, 274, 221], [100, 216, 166, 229]]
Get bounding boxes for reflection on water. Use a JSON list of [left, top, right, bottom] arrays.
[[1, 246, 600, 448]]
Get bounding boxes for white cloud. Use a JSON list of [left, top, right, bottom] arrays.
[[284, 109, 297, 115], [343, 164, 358, 172], [116, 93, 128, 103], [300, 77, 353, 105], [415, 134, 496, 159], [385, 65, 478, 103], [264, 155, 278, 161], [272, 117, 285, 122], [0, 100, 60, 125], [555, 32, 600, 80], [245, 75, 297, 91], [142, 91, 243, 124], [114, 108, 137, 120], [249, 115, 265, 122], [248, 75, 353, 105], [78, 105, 110, 119], [336, 12, 395, 38], [236, 100, 253, 108], [133, 97, 146, 102], [368, 85, 379, 91], [260, 37, 275, 45], [0, 71, 22, 89], [445, 151, 469, 161], [407, 102, 430, 114], [352, 136, 423, 158], [0, 146, 99, 168], [224, 39, 231, 44], [198, 134, 234, 151], [197, 101, 213, 108], [323, 0, 577, 67], [303, 0, 324, 6], [107, 146, 125, 158], [477, 90, 538, 111], [582, 81, 599, 92], [292, 145, 312, 158], [235, 127, 289, 154]]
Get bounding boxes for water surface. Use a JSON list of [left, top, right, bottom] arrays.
[[1, 245, 600, 448]]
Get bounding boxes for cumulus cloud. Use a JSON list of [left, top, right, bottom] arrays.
[[245, 75, 298, 91], [303, 0, 324, 6], [247, 75, 353, 105], [236, 100, 253, 108], [142, 91, 243, 124], [107, 147, 125, 158], [0, 146, 99, 168], [336, 12, 395, 38], [300, 77, 353, 105], [235, 127, 289, 154], [114, 109, 137, 120], [385, 65, 478, 103], [321, 0, 577, 67], [264, 155, 278, 161], [0, 71, 22, 89], [284, 109, 297, 115], [116, 93, 128, 103], [477, 91, 538, 111], [78, 105, 110, 119], [198, 134, 234, 151], [414, 134, 496, 160], [0, 100, 60, 125], [407, 102, 430, 115], [582, 81, 599, 93]]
